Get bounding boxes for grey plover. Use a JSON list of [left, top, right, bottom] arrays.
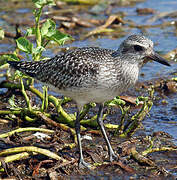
[[8, 34, 170, 168]]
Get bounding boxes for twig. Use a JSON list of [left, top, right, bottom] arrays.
[[20, 78, 32, 111], [130, 147, 155, 166], [142, 147, 177, 156], [0, 146, 65, 161], [41, 86, 48, 112], [0, 127, 54, 138]]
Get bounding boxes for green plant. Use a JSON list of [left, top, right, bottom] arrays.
[[0, 0, 73, 121], [4, 0, 72, 62]]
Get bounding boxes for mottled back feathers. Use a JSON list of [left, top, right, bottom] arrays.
[[8, 47, 115, 89]]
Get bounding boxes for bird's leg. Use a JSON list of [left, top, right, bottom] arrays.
[[97, 104, 118, 162], [75, 110, 91, 169]]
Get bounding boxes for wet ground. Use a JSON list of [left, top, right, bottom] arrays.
[[0, 0, 177, 179]]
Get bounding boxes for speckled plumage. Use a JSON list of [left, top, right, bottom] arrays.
[[7, 37, 145, 108], [8, 34, 170, 168]]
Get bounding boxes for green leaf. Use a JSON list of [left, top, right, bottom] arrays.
[[0, 54, 20, 66], [16, 37, 33, 53], [26, 27, 36, 36], [41, 19, 56, 37], [32, 0, 55, 8], [4, 54, 20, 61], [172, 77, 177, 82], [32, 46, 46, 55], [8, 95, 17, 108], [15, 70, 24, 78], [41, 19, 73, 45], [106, 97, 126, 107], [47, 30, 72, 45], [135, 97, 139, 106], [137, 96, 148, 102], [9, 68, 25, 81], [0, 28, 4, 40]]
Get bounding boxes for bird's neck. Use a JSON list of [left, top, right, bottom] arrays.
[[117, 58, 140, 86]]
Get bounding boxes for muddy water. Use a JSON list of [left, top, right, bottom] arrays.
[[0, 0, 177, 143]]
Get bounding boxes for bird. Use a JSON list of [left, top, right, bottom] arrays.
[[7, 34, 170, 168]]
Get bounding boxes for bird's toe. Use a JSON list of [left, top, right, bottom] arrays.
[[78, 160, 92, 169], [109, 152, 119, 162]]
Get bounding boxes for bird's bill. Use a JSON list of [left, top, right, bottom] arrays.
[[148, 52, 171, 66]]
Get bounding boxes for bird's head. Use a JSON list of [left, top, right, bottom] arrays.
[[115, 34, 170, 67]]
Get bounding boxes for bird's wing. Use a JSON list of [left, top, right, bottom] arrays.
[[8, 47, 114, 89]]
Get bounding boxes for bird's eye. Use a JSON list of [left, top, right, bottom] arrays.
[[134, 45, 143, 52]]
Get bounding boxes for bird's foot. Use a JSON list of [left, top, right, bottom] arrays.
[[78, 159, 92, 169], [109, 152, 128, 164], [109, 151, 119, 162]]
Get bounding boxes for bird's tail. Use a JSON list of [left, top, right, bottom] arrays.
[[7, 61, 38, 78], [7, 61, 21, 69]]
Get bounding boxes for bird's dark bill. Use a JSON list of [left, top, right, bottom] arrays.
[[148, 53, 171, 66]]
